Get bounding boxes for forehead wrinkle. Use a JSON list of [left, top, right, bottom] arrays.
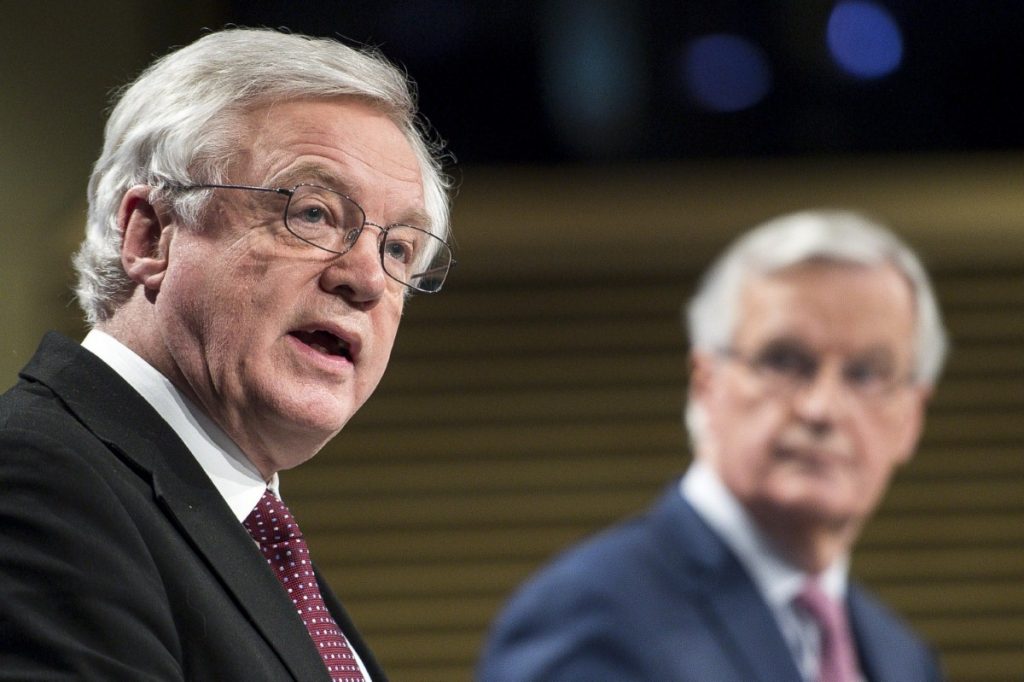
[[266, 160, 428, 228], [739, 267, 915, 359], [269, 161, 353, 194], [389, 206, 432, 229], [243, 105, 427, 235]]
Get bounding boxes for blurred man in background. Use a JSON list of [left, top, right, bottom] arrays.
[[0, 28, 453, 681], [479, 210, 945, 681]]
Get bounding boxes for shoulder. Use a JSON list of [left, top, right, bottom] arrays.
[[1, 369, 133, 489], [1, 375, 154, 553], [505, 486, 699, 614], [478, 487, 719, 681], [3, 384, 80, 437], [0, 356, 168, 592], [2, 374, 108, 472], [0, 375, 186, 678], [848, 582, 944, 680]]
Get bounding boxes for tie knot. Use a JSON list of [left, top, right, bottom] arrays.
[[795, 580, 843, 629], [243, 489, 303, 546]]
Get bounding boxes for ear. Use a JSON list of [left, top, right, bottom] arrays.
[[686, 350, 720, 464], [119, 185, 171, 290], [689, 350, 716, 403], [892, 385, 932, 465]]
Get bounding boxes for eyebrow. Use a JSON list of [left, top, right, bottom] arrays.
[[758, 337, 899, 361], [271, 162, 431, 228], [394, 207, 433, 230], [272, 162, 352, 195]]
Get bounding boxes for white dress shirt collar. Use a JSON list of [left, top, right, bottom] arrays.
[[682, 461, 853, 681], [80, 332, 373, 680], [82, 329, 277, 520], [681, 460, 849, 608]]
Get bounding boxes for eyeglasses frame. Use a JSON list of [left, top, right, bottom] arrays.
[[168, 182, 454, 293], [716, 345, 916, 402]]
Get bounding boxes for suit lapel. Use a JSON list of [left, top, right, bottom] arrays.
[[23, 333, 330, 681], [847, 584, 932, 682], [151, 476, 331, 681], [699, 575, 804, 682], [650, 488, 805, 682], [317, 571, 388, 681]]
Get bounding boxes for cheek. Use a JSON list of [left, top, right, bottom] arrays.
[[356, 300, 404, 387], [715, 377, 785, 436], [706, 382, 789, 470], [233, 247, 273, 283], [850, 412, 912, 483], [159, 258, 217, 335], [375, 306, 403, 358]]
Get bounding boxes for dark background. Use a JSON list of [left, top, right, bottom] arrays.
[[223, 1, 1024, 163]]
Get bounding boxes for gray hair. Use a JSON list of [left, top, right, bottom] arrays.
[[686, 209, 948, 385], [74, 27, 452, 325], [683, 210, 947, 449]]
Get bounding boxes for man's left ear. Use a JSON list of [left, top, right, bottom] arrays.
[[119, 185, 172, 291], [689, 350, 715, 401], [895, 385, 932, 465]]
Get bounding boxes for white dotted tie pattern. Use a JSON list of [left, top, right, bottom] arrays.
[[243, 490, 366, 682]]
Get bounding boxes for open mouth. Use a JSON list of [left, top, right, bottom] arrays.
[[290, 330, 352, 360]]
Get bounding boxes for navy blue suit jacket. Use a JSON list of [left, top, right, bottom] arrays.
[[479, 483, 943, 682]]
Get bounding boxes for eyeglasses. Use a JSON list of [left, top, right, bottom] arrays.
[[719, 341, 914, 400], [173, 183, 454, 293]]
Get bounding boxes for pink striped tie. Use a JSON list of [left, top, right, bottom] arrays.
[[244, 490, 366, 682], [794, 580, 859, 682]]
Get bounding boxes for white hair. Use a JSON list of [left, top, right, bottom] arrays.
[[74, 27, 452, 325], [683, 209, 947, 446], [686, 209, 947, 383]]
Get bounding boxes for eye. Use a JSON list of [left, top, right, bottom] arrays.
[[382, 237, 415, 265], [286, 186, 346, 234], [290, 201, 336, 227], [844, 358, 893, 388], [381, 226, 423, 266], [754, 342, 817, 380], [297, 205, 327, 224]]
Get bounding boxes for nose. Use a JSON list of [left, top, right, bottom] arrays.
[[791, 360, 847, 431], [319, 225, 388, 304]]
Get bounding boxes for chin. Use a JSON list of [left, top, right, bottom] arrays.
[[794, 498, 861, 529], [270, 391, 357, 438], [300, 406, 353, 435], [762, 488, 849, 522]]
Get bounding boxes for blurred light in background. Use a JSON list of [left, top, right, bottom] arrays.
[[540, 0, 646, 157], [681, 33, 773, 112], [226, 0, 1024, 161], [827, 1, 903, 79]]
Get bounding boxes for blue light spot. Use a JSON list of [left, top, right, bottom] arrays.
[[682, 34, 772, 113], [827, 1, 903, 79]]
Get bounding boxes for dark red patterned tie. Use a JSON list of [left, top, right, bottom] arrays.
[[243, 489, 366, 682]]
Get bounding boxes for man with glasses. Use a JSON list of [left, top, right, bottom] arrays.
[[479, 211, 945, 681], [0, 28, 452, 681]]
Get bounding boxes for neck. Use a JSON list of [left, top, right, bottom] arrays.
[[749, 505, 860, 574]]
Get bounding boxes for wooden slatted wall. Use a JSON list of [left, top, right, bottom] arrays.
[[857, 271, 1024, 678], [284, 157, 1024, 681]]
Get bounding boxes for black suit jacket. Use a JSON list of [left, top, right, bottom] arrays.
[[0, 332, 387, 681], [479, 483, 943, 681]]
